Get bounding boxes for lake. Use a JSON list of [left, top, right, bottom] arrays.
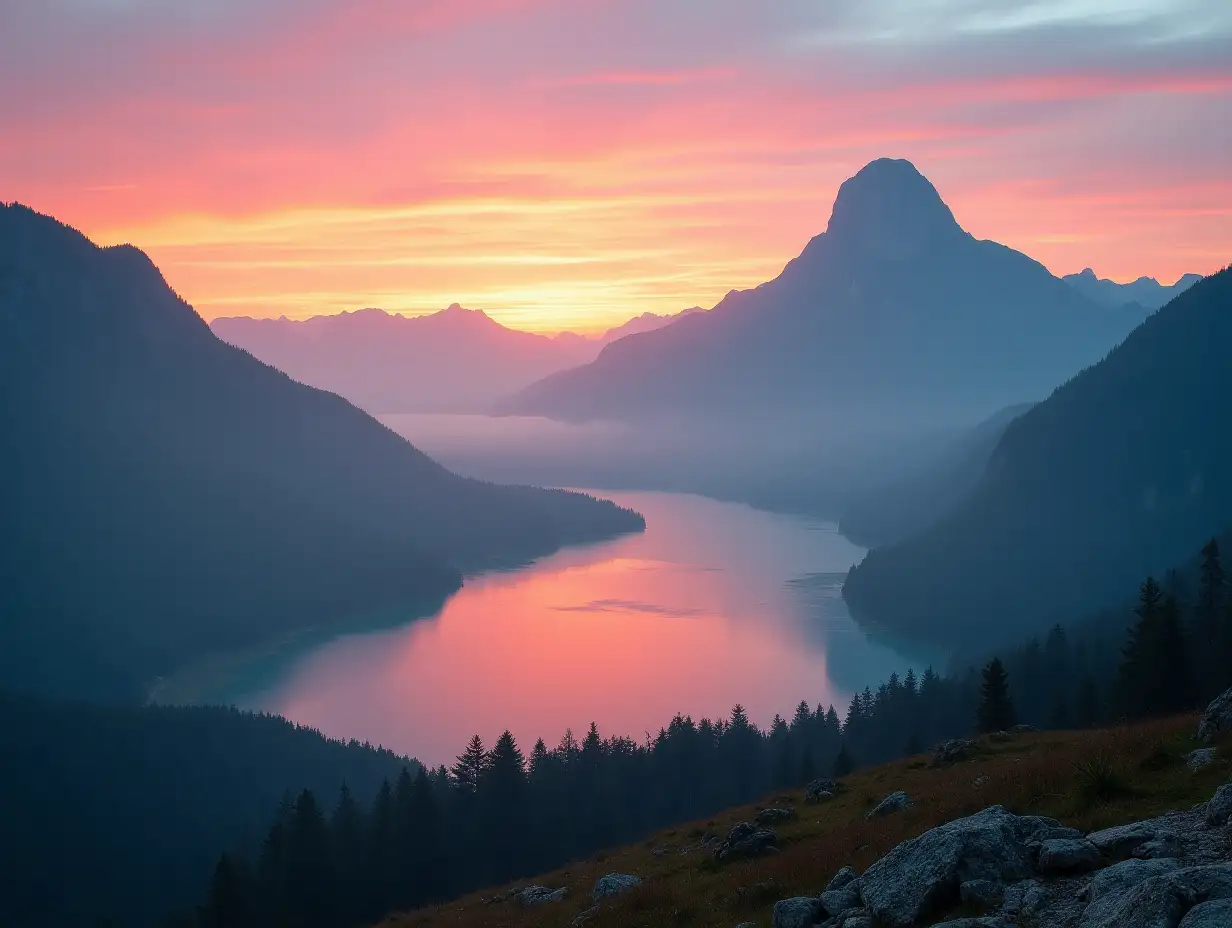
[[217, 489, 941, 768]]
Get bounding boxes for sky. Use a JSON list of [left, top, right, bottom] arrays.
[[2, 0, 1230, 332]]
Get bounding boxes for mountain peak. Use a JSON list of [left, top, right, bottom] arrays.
[[438, 303, 494, 324], [826, 158, 962, 259]]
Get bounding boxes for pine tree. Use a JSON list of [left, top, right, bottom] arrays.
[[201, 853, 255, 928], [1117, 576, 1163, 719], [976, 658, 1016, 733], [451, 735, 486, 794], [1118, 578, 1195, 719], [832, 742, 854, 777], [329, 783, 365, 923]]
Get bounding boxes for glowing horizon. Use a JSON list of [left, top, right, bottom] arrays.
[[3, 0, 1229, 333]]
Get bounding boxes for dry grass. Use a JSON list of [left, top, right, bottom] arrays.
[[381, 716, 1230, 928]]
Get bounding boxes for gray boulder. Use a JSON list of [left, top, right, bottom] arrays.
[[1206, 784, 1232, 827], [1197, 686, 1232, 743], [715, 822, 779, 860], [1180, 899, 1232, 926], [930, 920, 1009, 928], [1082, 864, 1232, 928], [959, 878, 1004, 906], [1088, 820, 1176, 858], [757, 806, 799, 826], [832, 911, 872, 926], [518, 885, 566, 904], [1038, 837, 1102, 873], [1187, 748, 1219, 771], [1136, 834, 1184, 860], [1081, 858, 1184, 924], [591, 872, 642, 903], [932, 739, 976, 767], [826, 866, 857, 891], [806, 778, 839, 802], [771, 896, 822, 928], [857, 805, 1060, 927], [866, 791, 912, 820], [820, 887, 860, 916]]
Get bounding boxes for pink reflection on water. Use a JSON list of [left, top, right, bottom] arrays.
[[239, 491, 915, 767]]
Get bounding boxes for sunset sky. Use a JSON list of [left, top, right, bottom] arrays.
[[3, 0, 1230, 332]]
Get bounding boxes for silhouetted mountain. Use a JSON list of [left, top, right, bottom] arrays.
[[212, 305, 702, 415], [0, 204, 643, 700], [503, 159, 1145, 432], [596, 306, 704, 343], [0, 689, 415, 928], [838, 403, 1034, 548], [212, 305, 590, 414], [1064, 267, 1203, 310], [843, 266, 1232, 654]]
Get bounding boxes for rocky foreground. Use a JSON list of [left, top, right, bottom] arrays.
[[770, 795, 1232, 928], [768, 690, 1232, 928]]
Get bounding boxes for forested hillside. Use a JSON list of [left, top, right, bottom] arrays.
[[845, 266, 1232, 653], [0, 693, 415, 928]]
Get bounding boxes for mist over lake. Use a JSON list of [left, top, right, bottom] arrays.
[[214, 488, 939, 767]]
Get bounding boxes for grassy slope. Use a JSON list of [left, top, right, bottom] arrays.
[[381, 716, 1230, 928]]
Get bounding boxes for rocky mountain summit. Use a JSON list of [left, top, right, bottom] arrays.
[[769, 689, 1232, 928]]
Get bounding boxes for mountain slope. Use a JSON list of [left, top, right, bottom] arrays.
[[504, 159, 1144, 431], [837, 403, 1033, 548], [843, 266, 1232, 653], [1064, 267, 1203, 310], [0, 204, 643, 699], [0, 690, 416, 928]]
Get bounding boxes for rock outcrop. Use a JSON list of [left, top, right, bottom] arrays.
[[769, 779, 1232, 928], [865, 791, 912, 820], [715, 822, 779, 861], [806, 778, 840, 803], [1197, 686, 1232, 743], [517, 885, 566, 904], [932, 739, 976, 767], [757, 806, 799, 826], [591, 873, 642, 903]]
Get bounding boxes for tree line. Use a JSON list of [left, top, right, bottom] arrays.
[[182, 538, 1231, 928]]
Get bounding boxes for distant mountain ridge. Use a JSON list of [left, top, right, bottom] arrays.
[[843, 265, 1232, 654], [0, 203, 643, 700], [211, 305, 701, 414], [1063, 267, 1203, 310], [502, 159, 1152, 432]]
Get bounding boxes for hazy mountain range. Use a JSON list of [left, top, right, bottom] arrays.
[[0, 203, 642, 700], [1063, 267, 1203, 310], [502, 159, 1163, 432], [844, 265, 1232, 654], [837, 402, 1035, 548], [211, 305, 701, 414]]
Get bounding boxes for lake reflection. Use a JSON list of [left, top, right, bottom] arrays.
[[229, 491, 940, 766]]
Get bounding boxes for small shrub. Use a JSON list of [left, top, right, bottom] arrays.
[[1074, 755, 1133, 807]]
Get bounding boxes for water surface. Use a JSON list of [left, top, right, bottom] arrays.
[[219, 491, 939, 766]]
